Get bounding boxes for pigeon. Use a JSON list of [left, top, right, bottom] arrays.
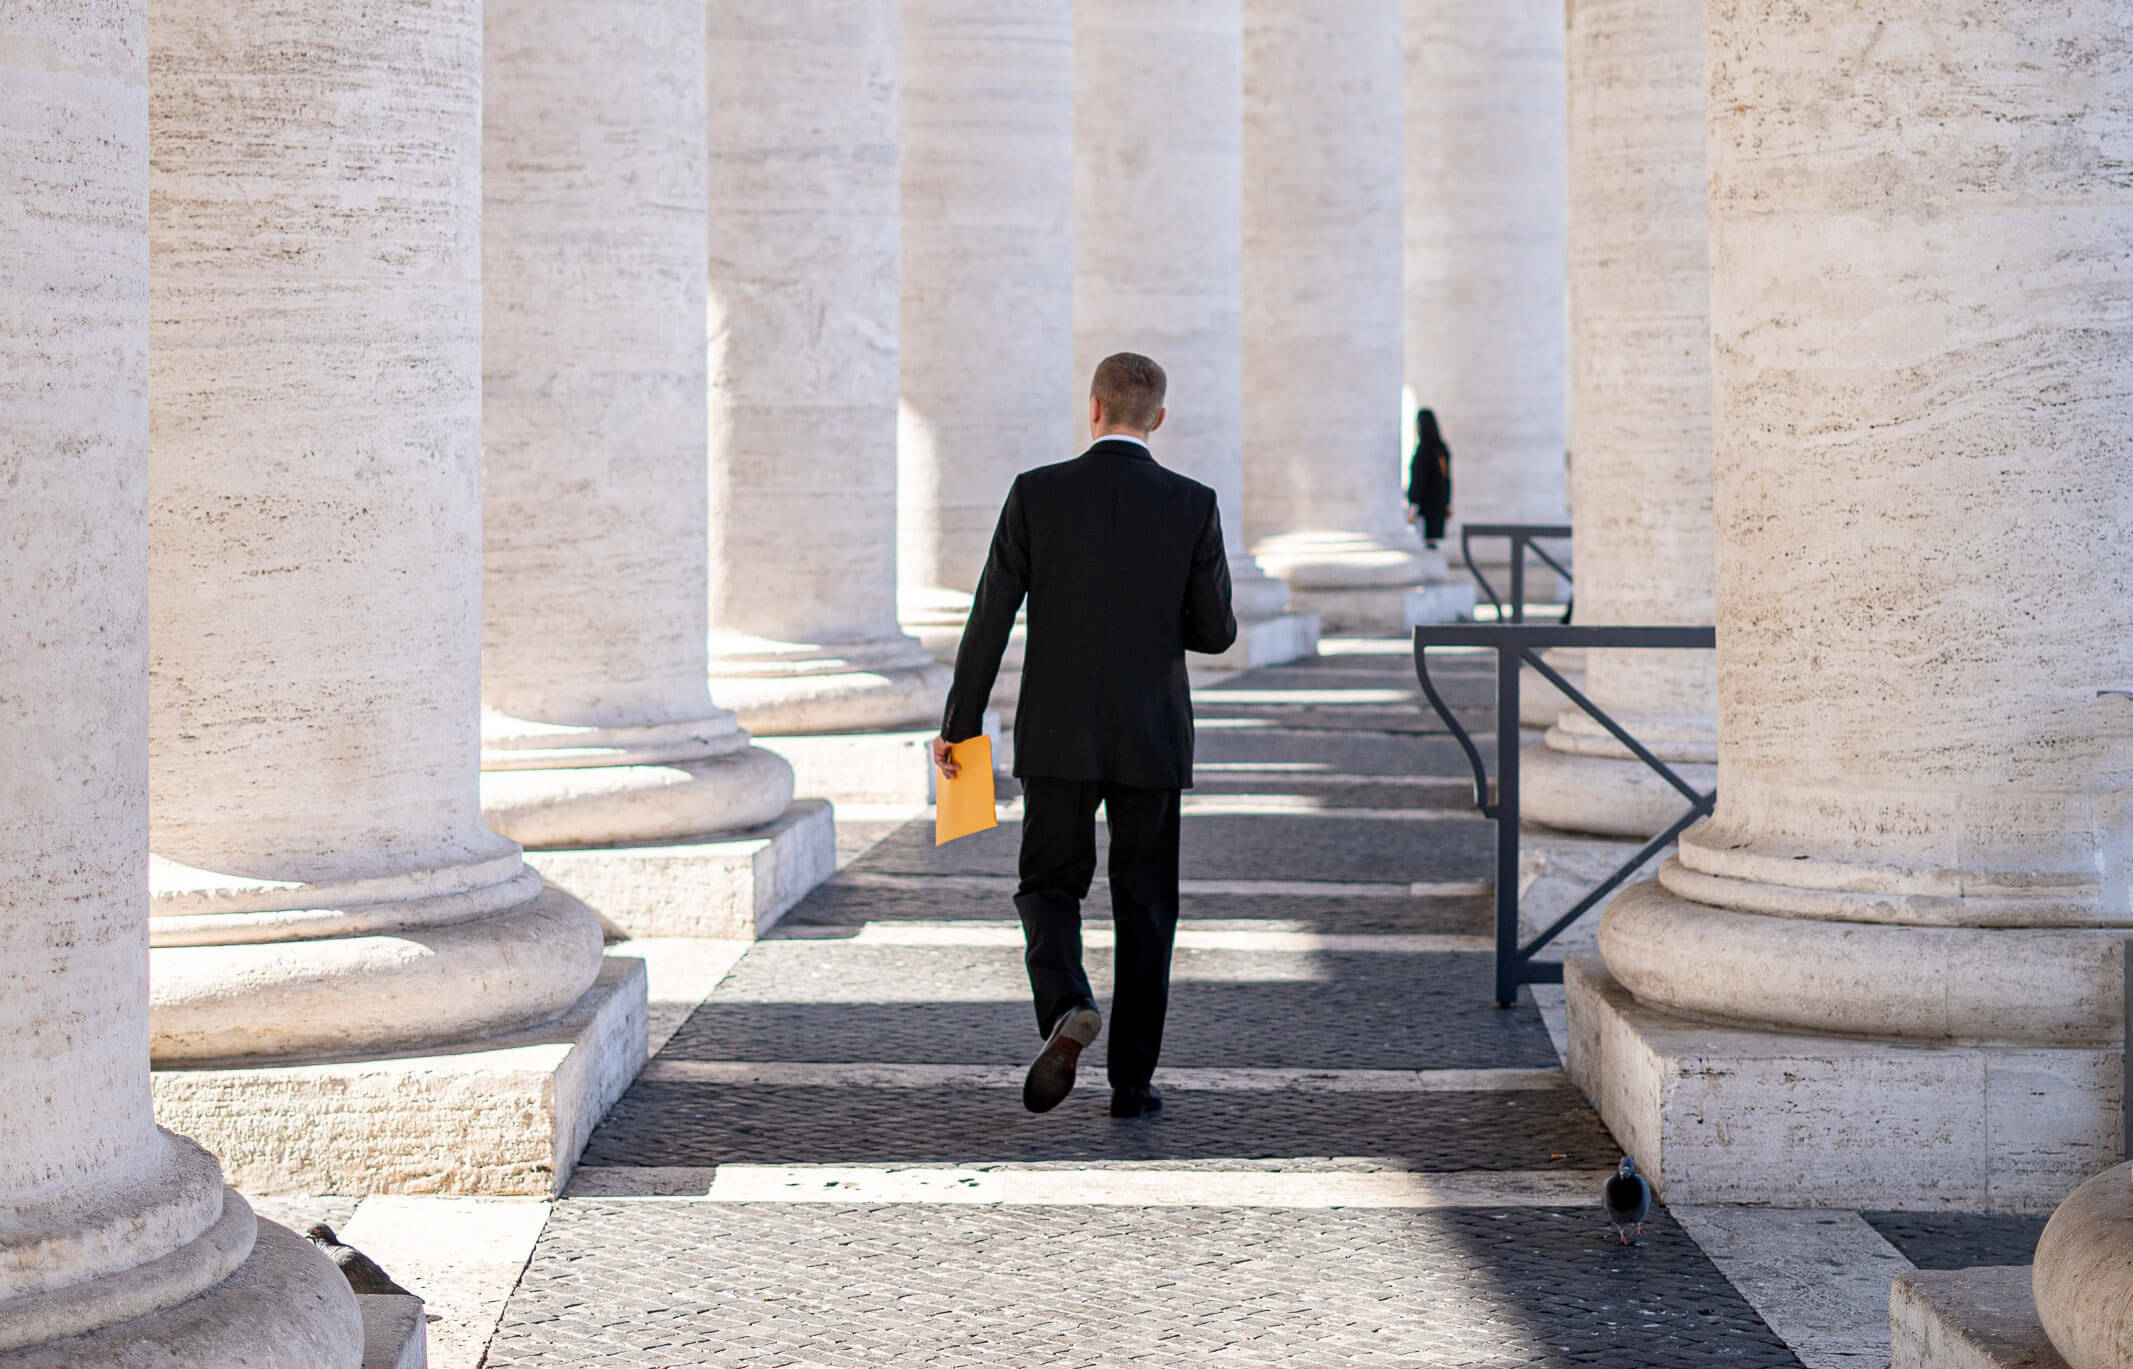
[[305, 1224, 416, 1297], [1602, 1156, 1651, 1246]]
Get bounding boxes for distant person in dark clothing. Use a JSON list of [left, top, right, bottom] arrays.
[[932, 351, 1237, 1121], [1408, 407, 1452, 547]]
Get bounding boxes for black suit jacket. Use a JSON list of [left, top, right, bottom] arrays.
[[941, 439, 1238, 789]]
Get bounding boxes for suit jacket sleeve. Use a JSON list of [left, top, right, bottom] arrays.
[[1182, 492, 1238, 656], [941, 477, 1031, 742]]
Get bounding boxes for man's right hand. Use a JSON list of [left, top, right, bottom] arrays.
[[931, 736, 961, 780]]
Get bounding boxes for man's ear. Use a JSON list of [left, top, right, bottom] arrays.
[[1148, 407, 1166, 434], [1089, 393, 1103, 430]]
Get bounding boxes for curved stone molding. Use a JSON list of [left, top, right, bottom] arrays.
[[1523, 0, 1715, 838], [1403, 0, 1569, 532], [2034, 1162, 2133, 1369], [1598, 877, 2126, 1046], [1073, 0, 1294, 631], [147, 0, 606, 1065], [150, 886, 606, 1064], [705, 633, 951, 738]]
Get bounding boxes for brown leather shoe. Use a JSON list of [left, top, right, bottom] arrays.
[[1022, 1005, 1101, 1113]]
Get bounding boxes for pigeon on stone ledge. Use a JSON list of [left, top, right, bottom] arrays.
[[1602, 1156, 1650, 1246], [305, 1223, 416, 1297]]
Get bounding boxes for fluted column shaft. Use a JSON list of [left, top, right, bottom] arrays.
[[704, 0, 947, 736], [897, 0, 1074, 615], [481, 0, 792, 847], [1522, 0, 1716, 838], [0, 8, 358, 1358], [1242, 0, 1431, 593], [147, 0, 602, 1063], [1598, 0, 2133, 1046], [1403, 0, 1568, 533], [1074, 0, 1290, 624]]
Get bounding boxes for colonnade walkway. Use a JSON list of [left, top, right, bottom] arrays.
[[384, 641, 2037, 1366]]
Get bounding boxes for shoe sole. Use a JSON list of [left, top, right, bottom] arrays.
[[1023, 1007, 1101, 1114]]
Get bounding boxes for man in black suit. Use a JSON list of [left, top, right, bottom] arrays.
[[931, 352, 1237, 1119]]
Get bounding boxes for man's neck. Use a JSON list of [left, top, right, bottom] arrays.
[[1092, 430, 1151, 447]]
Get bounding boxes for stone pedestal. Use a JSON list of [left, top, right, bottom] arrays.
[[1892, 1267, 2066, 1369], [1403, 0, 1569, 532], [146, 0, 623, 1187], [0, 11, 364, 1357], [1523, 0, 1714, 838], [1566, 1, 2133, 1208], [479, 0, 826, 913], [1243, 0, 1449, 631], [705, 1, 949, 738], [1074, 0, 1315, 664]]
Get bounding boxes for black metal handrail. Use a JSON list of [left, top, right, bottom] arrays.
[[1413, 623, 1717, 1005], [1459, 523, 1573, 624]]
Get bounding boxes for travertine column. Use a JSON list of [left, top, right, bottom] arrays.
[[1577, 0, 2133, 1206], [0, 8, 361, 1359], [1243, 0, 1442, 620], [896, 0, 1074, 692], [481, 0, 793, 848], [1403, 0, 1569, 535], [1074, 0, 1300, 635], [148, 0, 604, 1062], [1522, 0, 1715, 838], [704, 0, 948, 736]]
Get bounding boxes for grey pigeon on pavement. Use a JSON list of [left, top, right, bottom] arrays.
[[1603, 1156, 1651, 1246], [305, 1223, 416, 1297]]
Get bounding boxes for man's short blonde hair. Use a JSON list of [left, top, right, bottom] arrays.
[[1091, 352, 1167, 430]]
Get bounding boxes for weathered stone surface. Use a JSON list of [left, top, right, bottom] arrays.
[[1891, 1267, 2067, 1369], [1403, 0, 1569, 530], [526, 802, 835, 941], [1567, 951, 2121, 1211], [2033, 1162, 2133, 1369], [153, 959, 649, 1198], [360, 1294, 428, 1369], [704, 0, 946, 736], [1527, 0, 1716, 838]]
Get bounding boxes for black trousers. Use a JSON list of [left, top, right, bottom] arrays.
[[1014, 777, 1182, 1090]]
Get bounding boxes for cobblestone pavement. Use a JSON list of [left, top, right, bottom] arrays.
[[485, 641, 1812, 1366], [1861, 1210, 2052, 1269]]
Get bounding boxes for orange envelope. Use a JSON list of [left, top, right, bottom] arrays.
[[934, 735, 998, 845]]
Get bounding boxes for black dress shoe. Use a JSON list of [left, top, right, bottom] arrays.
[[1109, 1083, 1163, 1118], [1023, 1005, 1101, 1113]]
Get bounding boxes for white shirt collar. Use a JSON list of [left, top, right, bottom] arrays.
[[1095, 433, 1150, 450]]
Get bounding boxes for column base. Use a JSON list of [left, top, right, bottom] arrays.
[[1892, 1267, 2065, 1369], [1197, 610, 1321, 671], [152, 956, 649, 1197], [0, 1215, 363, 1369], [359, 1295, 427, 1369], [1283, 581, 1476, 634], [757, 711, 1001, 806], [522, 800, 835, 939], [1521, 743, 1717, 839], [1564, 950, 2121, 1210], [708, 633, 949, 736]]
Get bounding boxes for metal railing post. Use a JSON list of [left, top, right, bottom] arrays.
[[1495, 644, 1522, 1006]]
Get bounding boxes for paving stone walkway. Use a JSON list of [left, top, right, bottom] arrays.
[[470, 641, 1860, 1366]]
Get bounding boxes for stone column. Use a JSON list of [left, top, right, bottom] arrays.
[[1568, 0, 2133, 1210], [1243, 0, 1453, 634], [0, 7, 362, 1359], [1403, 0, 1569, 543], [147, 0, 605, 1064], [896, 0, 1075, 714], [704, 0, 948, 738], [1075, 0, 1317, 665], [480, 0, 797, 858], [1521, 0, 1715, 838]]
